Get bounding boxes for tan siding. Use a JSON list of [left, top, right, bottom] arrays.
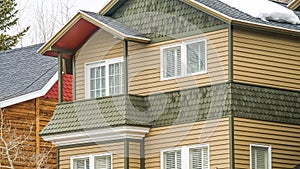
[[233, 28, 300, 91], [75, 30, 123, 100], [59, 142, 124, 169], [234, 118, 300, 169], [129, 142, 140, 169], [145, 118, 230, 169], [129, 29, 229, 95], [75, 29, 228, 99]]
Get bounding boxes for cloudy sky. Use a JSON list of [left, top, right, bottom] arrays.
[[14, 0, 110, 47]]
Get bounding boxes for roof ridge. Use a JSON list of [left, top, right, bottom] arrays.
[[0, 43, 44, 55]]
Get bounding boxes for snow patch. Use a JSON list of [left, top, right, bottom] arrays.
[[219, 0, 300, 24]]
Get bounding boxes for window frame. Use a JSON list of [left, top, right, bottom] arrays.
[[250, 144, 272, 169], [160, 38, 207, 81], [70, 153, 113, 169], [160, 147, 182, 169], [160, 144, 210, 169], [85, 57, 124, 99]]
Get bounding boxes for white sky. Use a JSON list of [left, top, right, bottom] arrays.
[[14, 0, 110, 47]]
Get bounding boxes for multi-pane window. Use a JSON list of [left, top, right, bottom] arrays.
[[186, 41, 206, 74], [250, 145, 271, 169], [86, 57, 124, 99], [161, 39, 207, 80], [189, 146, 209, 169], [161, 144, 209, 169], [162, 46, 182, 79], [163, 149, 182, 169], [73, 157, 89, 169], [71, 154, 112, 169]]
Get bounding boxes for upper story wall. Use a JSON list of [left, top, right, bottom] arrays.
[[233, 27, 300, 91], [75, 28, 229, 99]]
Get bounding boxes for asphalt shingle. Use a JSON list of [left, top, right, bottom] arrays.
[[0, 44, 58, 104]]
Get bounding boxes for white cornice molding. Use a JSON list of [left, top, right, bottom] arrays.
[[0, 72, 58, 108], [42, 126, 150, 147]]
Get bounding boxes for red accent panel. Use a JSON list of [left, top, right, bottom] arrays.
[[54, 19, 99, 51], [43, 74, 73, 101]]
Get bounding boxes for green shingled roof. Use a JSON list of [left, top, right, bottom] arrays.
[[41, 83, 300, 136], [110, 0, 227, 42]]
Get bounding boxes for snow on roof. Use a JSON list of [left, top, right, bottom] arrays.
[[219, 0, 300, 24]]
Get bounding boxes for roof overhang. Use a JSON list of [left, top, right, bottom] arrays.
[[288, 0, 300, 10], [38, 11, 150, 58]]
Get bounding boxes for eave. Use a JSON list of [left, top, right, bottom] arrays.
[[288, 0, 300, 10], [38, 11, 150, 58]]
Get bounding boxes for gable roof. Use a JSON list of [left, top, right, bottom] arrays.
[[100, 0, 300, 35], [38, 11, 150, 58], [0, 44, 58, 108], [43, 74, 73, 101]]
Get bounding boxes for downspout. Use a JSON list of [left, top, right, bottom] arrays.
[[72, 55, 76, 101], [123, 40, 129, 95], [124, 139, 129, 169], [228, 24, 235, 169], [140, 138, 145, 169], [58, 52, 63, 103], [56, 147, 60, 169]]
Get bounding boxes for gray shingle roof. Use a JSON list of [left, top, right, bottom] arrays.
[[81, 10, 150, 41], [0, 44, 58, 105], [195, 0, 300, 31]]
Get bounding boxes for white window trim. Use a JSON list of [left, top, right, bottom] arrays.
[[85, 57, 124, 99], [250, 144, 272, 169], [71, 153, 113, 169], [160, 144, 210, 169], [160, 38, 207, 81]]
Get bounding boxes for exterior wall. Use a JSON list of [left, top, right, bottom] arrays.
[[59, 142, 124, 169], [75, 28, 228, 99], [145, 118, 230, 169], [234, 118, 300, 169], [75, 29, 122, 100], [129, 142, 141, 169], [1, 98, 56, 169], [233, 27, 300, 91]]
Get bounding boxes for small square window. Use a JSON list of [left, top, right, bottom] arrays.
[[250, 145, 271, 169], [73, 157, 89, 169], [186, 41, 206, 74], [163, 149, 182, 169], [162, 46, 182, 79], [189, 146, 209, 169]]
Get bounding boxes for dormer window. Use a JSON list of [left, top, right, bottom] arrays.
[[85, 57, 124, 99]]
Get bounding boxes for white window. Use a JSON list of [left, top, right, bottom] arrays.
[[189, 145, 209, 169], [161, 144, 209, 169], [71, 153, 112, 169], [160, 39, 207, 80], [250, 144, 271, 169], [85, 57, 124, 99]]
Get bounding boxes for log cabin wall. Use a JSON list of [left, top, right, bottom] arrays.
[[1, 98, 57, 169]]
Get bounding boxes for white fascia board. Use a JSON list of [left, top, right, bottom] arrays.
[[0, 72, 58, 108], [42, 126, 150, 147]]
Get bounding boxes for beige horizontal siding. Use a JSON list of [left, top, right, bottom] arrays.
[[75, 29, 229, 99], [129, 29, 229, 95], [234, 118, 300, 169], [145, 118, 230, 169], [129, 142, 140, 169], [233, 28, 300, 91], [59, 142, 124, 169]]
